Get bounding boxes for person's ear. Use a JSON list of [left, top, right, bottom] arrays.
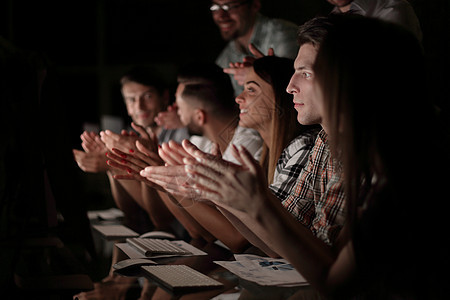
[[194, 109, 206, 126]]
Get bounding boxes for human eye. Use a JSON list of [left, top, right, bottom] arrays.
[[245, 84, 258, 94], [302, 71, 312, 79], [124, 97, 135, 103], [143, 92, 154, 100]]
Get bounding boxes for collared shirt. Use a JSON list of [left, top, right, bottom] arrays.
[[215, 13, 299, 96], [282, 130, 346, 245], [158, 127, 190, 144], [269, 127, 320, 202], [189, 126, 263, 164], [332, 0, 422, 41]]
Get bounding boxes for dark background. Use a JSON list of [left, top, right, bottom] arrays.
[[0, 0, 449, 286], [0, 0, 332, 149], [2, 0, 448, 147], [1, 0, 449, 207]]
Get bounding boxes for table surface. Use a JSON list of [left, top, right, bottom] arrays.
[[113, 238, 323, 300]]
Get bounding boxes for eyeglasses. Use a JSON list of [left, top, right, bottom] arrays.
[[210, 0, 250, 12]]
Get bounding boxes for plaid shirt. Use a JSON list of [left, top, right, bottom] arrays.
[[282, 130, 346, 245], [269, 127, 319, 202]]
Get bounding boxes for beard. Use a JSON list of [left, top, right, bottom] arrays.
[[186, 120, 203, 136], [220, 29, 240, 41]]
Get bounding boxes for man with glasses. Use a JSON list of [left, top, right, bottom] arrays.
[[211, 0, 299, 96]]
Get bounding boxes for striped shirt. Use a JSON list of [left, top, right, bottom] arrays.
[[282, 130, 346, 245], [269, 127, 320, 202]]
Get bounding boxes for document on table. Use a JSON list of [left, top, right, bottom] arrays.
[[116, 240, 207, 259], [214, 254, 309, 287], [88, 207, 124, 221], [92, 224, 140, 240]]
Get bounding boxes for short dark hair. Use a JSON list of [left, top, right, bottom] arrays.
[[181, 82, 238, 118], [177, 61, 237, 118], [177, 61, 232, 86], [120, 66, 168, 96], [297, 16, 334, 48]]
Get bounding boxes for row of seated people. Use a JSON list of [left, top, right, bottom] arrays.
[[73, 8, 450, 300], [2, 1, 444, 299]]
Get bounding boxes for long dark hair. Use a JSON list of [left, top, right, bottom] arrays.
[[314, 14, 429, 225], [253, 56, 302, 183], [314, 14, 450, 297]]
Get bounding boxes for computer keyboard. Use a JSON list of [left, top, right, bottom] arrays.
[[126, 237, 191, 256], [141, 265, 223, 293]]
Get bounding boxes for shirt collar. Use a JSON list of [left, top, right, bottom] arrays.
[[318, 129, 328, 144]]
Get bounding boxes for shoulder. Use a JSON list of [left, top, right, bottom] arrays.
[[215, 42, 240, 68], [232, 126, 263, 146], [158, 127, 190, 144], [189, 135, 212, 153], [288, 128, 320, 151], [252, 14, 299, 58], [278, 129, 320, 169], [225, 126, 263, 162], [282, 127, 321, 157], [257, 14, 298, 31], [232, 126, 263, 148], [234, 126, 261, 137]]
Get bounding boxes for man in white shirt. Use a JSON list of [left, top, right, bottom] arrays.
[[140, 61, 263, 253]]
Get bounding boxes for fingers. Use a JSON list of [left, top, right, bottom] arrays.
[[249, 43, 265, 58], [146, 174, 193, 197], [100, 130, 121, 143], [153, 107, 183, 130], [168, 140, 192, 159], [238, 145, 261, 176], [80, 132, 100, 153], [131, 122, 150, 140], [184, 139, 240, 174], [223, 67, 238, 75], [140, 165, 185, 178], [93, 135, 107, 151], [106, 154, 134, 174], [72, 149, 83, 160], [159, 142, 185, 165], [111, 148, 149, 170], [140, 165, 196, 196], [184, 164, 224, 190], [100, 130, 138, 152], [80, 131, 96, 144], [230, 143, 245, 166], [210, 142, 222, 158], [182, 139, 214, 161], [136, 140, 164, 166]]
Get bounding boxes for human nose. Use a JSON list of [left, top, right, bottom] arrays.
[[235, 92, 245, 104], [213, 8, 229, 17], [286, 77, 297, 94], [136, 96, 147, 109]]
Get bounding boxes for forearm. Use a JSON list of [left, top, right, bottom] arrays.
[[254, 192, 346, 295], [107, 171, 144, 208], [156, 190, 215, 242], [216, 206, 280, 258], [141, 183, 174, 230], [180, 199, 250, 253], [107, 171, 140, 211]]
